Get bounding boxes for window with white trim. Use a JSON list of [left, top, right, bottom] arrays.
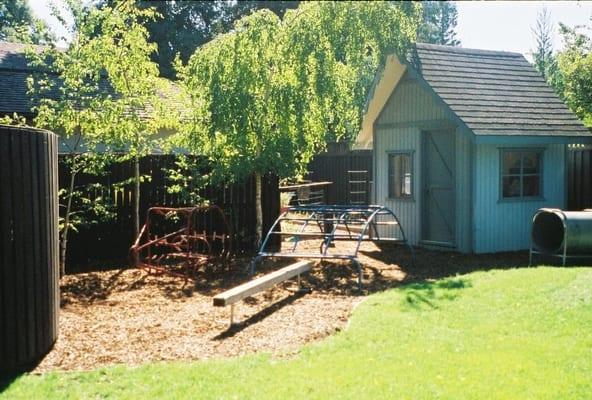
[[501, 149, 542, 199], [388, 152, 413, 198]]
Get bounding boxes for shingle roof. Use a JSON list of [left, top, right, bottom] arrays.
[[0, 42, 49, 115], [0, 41, 185, 118], [411, 43, 589, 137]]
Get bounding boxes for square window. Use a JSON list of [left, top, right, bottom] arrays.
[[388, 152, 413, 198], [501, 149, 542, 199]]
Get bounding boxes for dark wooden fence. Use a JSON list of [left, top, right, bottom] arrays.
[[567, 146, 592, 211], [1, 126, 59, 372], [307, 148, 373, 205], [60, 155, 279, 268]]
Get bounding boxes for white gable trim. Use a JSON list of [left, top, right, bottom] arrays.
[[353, 55, 406, 150]]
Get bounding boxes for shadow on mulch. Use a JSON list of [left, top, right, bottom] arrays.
[[365, 243, 530, 281], [213, 290, 309, 339], [60, 246, 536, 305]]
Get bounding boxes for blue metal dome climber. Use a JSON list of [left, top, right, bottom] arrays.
[[252, 204, 414, 288]]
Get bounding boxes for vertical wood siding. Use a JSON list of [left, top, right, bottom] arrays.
[[473, 143, 566, 253], [567, 147, 592, 210], [0, 126, 59, 372], [374, 77, 472, 252], [307, 150, 373, 205]]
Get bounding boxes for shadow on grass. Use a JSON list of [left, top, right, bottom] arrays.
[[400, 277, 472, 311], [0, 373, 20, 394]]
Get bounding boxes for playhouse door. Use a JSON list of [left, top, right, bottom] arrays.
[[422, 130, 455, 247]]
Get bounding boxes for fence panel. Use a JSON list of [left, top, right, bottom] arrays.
[[567, 147, 592, 211], [307, 149, 372, 205], [59, 155, 279, 268]]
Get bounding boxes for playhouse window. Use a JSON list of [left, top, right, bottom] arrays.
[[501, 149, 542, 198], [388, 152, 413, 198]]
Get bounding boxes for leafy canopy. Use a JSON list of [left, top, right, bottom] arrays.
[[136, 0, 300, 78], [177, 1, 420, 182], [555, 20, 592, 127]]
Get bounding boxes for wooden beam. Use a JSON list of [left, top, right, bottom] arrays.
[[279, 181, 332, 190], [213, 261, 312, 307]]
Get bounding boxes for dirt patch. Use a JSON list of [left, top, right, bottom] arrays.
[[34, 241, 528, 373]]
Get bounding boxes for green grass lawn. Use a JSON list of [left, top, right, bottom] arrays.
[[2, 266, 592, 399]]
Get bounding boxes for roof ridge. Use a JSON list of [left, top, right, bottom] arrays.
[[415, 42, 523, 58]]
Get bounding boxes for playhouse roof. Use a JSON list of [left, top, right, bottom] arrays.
[[355, 43, 590, 149], [411, 43, 588, 137]]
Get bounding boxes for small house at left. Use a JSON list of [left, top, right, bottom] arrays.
[[355, 43, 591, 253]]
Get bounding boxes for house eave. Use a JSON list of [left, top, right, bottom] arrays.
[[473, 134, 592, 145]]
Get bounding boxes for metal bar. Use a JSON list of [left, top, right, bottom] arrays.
[[291, 211, 320, 252]]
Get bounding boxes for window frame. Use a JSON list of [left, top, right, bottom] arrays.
[[499, 148, 545, 202], [387, 150, 414, 200]]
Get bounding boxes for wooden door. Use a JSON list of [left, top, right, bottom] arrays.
[[422, 130, 455, 246]]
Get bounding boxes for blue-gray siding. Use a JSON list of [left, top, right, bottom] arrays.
[[472, 143, 566, 253]]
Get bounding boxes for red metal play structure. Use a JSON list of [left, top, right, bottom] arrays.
[[130, 205, 232, 279]]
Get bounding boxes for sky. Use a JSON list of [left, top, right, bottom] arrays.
[[28, 1, 592, 59]]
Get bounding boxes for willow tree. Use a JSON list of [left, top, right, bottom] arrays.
[[178, 2, 420, 245]]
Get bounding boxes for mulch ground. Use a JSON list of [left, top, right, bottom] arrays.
[[33, 239, 530, 373]]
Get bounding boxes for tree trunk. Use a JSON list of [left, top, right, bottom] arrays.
[[133, 156, 140, 239], [255, 172, 263, 247], [59, 169, 77, 277]]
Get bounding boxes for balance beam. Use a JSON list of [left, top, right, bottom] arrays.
[[213, 260, 312, 324]]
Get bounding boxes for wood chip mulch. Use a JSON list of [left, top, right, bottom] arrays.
[[33, 241, 529, 373]]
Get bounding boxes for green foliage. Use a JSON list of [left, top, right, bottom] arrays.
[[555, 21, 592, 127], [135, 0, 300, 78], [177, 1, 420, 183], [0, 0, 53, 44], [0, 113, 28, 126], [417, 1, 460, 46], [164, 155, 208, 205], [4, 267, 592, 398]]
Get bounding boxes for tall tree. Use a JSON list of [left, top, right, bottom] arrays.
[[0, 0, 53, 44], [136, 0, 299, 78], [532, 7, 556, 81], [177, 2, 420, 245], [417, 1, 460, 46]]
